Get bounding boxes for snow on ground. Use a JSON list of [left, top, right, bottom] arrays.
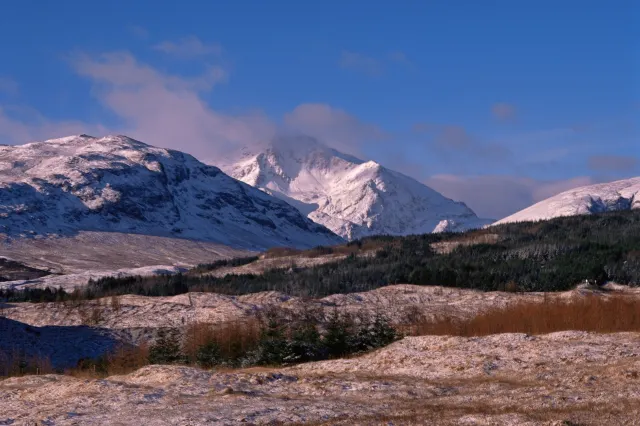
[[0, 264, 189, 291], [3, 284, 638, 342], [0, 231, 252, 274], [2, 331, 639, 425], [2, 284, 640, 424], [0, 246, 375, 291]]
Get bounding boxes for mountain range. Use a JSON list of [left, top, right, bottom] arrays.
[[2, 132, 637, 271], [219, 135, 492, 240]]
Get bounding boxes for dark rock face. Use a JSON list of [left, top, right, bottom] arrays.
[[588, 196, 635, 214]]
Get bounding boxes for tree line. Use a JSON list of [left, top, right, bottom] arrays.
[[2, 210, 640, 303]]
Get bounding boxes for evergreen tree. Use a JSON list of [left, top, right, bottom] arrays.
[[148, 329, 185, 365], [253, 312, 289, 365], [323, 310, 353, 358], [285, 318, 325, 363], [196, 341, 221, 368]]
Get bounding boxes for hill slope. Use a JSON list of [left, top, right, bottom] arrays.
[[36, 209, 638, 300], [495, 177, 640, 224], [220, 136, 492, 240], [0, 135, 342, 253]]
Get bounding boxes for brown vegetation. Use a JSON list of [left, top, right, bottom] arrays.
[[110, 294, 121, 312], [5, 291, 640, 380], [183, 319, 261, 361], [430, 232, 500, 254], [262, 247, 302, 259], [66, 343, 150, 378], [405, 293, 640, 337], [261, 239, 390, 260]]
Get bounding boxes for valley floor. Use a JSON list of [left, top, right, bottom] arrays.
[[1, 331, 640, 425]]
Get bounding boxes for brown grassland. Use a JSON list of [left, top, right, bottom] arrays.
[[405, 292, 640, 337]]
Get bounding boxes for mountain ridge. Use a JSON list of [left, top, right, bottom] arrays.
[[0, 134, 343, 251], [495, 177, 640, 225], [219, 135, 492, 240]]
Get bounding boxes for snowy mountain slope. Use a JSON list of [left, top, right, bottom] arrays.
[[495, 177, 640, 225], [0, 231, 251, 274], [0, 135, 342, 252], [219, 136, 492, 240]]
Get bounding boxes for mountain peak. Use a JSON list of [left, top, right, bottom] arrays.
[[219, 136, 491, 240]]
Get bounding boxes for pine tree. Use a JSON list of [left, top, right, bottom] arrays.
[[324, 310, 352, 358], [196, 341, 221, 368], [253, 312, 289, 365], [148, 329, 185, 364]]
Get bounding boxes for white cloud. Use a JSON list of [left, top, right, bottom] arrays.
[[0, 51, 382, 162], [72, 52, 227, 92], [69, 51, 270, 161], [339, 51, 383, 77], [339, 50, 413, 77], [128, 25, 149, 40], [588, 155, 639, 172], [283, 103, 388, 156]]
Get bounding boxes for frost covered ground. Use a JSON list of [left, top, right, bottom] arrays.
[[2, 283, 639, 365], [2, 284, 640, 424], [0, 246, 374, 290], [0, 264, 190, 291], [5, 284, 628, 333], [0, 231, 251, 275], [1, 331, 639, 425]]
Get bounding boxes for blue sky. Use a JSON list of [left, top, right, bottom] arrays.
[[0, 0, 638, 218]]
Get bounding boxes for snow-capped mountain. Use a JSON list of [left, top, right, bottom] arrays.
[[219, 136, 492, 240], [0, 135, 342, 250], [495, 177, 640, 225]]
